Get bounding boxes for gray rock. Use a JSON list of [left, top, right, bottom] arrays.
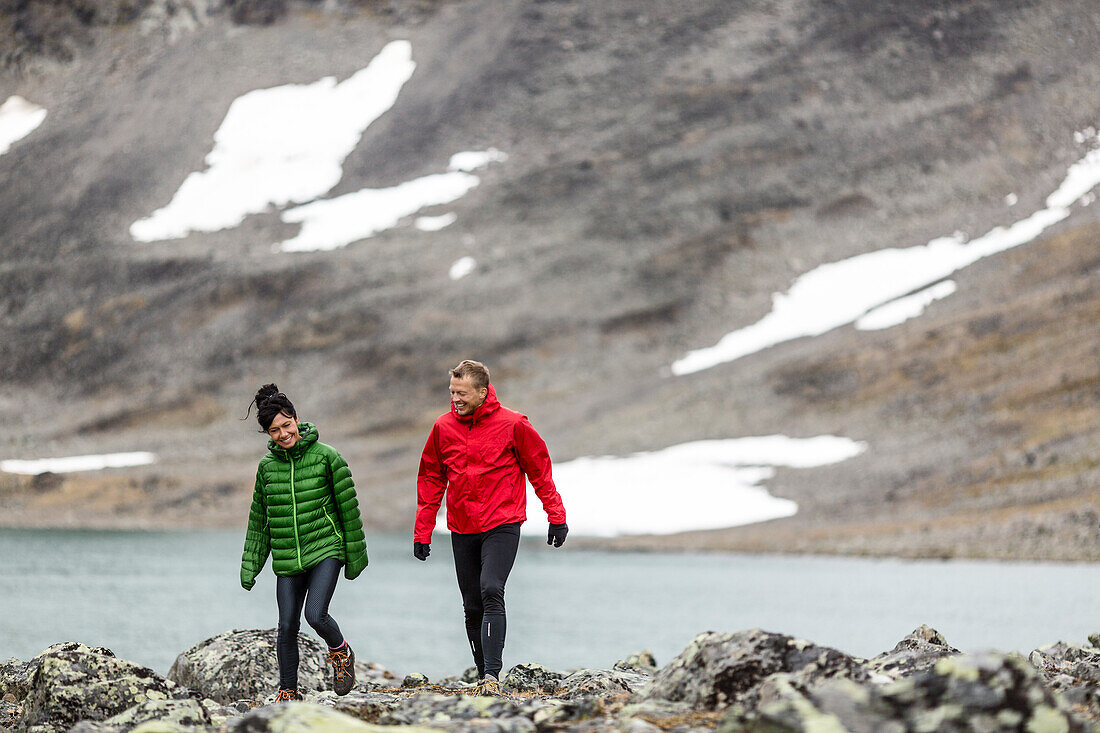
[[615, 651, 658, 674], [557, 668, 650, 700], [67, 698, 210, 732], [638, 629, 867, 710], [723, 652, 1091, 732], [865, 625, 960, 680], [330, 690, 405, 723], [223, 700, 434, 732], [1, 656, 35, 702], [502, 663, 564, 693], [377, 691, 546, 729], [1, 697, 21, 728], [1089, 633, 1099, 649], [18, 643, 196, 733], [167, 628, 330, 704], [1030, 640, 1100, 723], [402, 673, 430, 689]]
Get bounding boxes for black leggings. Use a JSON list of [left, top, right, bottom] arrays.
[[276, 557, 345, 690], [451, 522, 521, 679]]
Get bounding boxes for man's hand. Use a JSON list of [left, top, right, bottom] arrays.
[[547, 523, 568, 548], [413, 541, 431, 561]]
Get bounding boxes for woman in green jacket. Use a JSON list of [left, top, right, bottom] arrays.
[[241, 383, 368, 701]]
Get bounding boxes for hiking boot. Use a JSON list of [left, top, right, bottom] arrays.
[[275, 688, 301, 702], [476, 674, 501, 696], [326, 643, 356, 696]]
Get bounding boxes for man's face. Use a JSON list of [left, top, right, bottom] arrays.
[[450, 375, 488, 416]]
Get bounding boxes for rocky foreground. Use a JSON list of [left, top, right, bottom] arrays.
[[1, 627, 1098, 733]]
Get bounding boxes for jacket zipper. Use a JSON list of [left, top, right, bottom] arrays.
[[288, 450, 302, 571]]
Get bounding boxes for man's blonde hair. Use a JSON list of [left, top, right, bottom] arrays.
[[450, 359, 490, 390]]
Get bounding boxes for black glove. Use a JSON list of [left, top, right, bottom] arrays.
[[547, 523, 568, 548], [413, 541, 431, 561]]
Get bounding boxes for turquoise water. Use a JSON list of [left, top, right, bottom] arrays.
[[1, 529, 1097, 679]]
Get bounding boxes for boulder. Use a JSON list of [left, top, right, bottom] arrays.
[[502, 663, 564, 693], [1090, 633, 1099, 649], [638, 629, 867, 710], [724, 652, 1091, 732], [330, 690, 405, 723], [615, 651, 658, 674], [68, 698, 211, 732], [402, 673, 430, 689], [556, 668, 650, 700], [222, 701, 434, 732], [18, 642, 197, 733], [865, 624, 960, 680], [167, 628, 330, 704], [1030, 639, 1100, 723], [376, 691, 547, 732], [1, 656, 36, 702]]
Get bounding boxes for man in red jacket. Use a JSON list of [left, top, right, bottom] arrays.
[[414, 359, 568, 691]]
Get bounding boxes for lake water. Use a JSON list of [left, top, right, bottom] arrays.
[[1, 529, 1097, 679]]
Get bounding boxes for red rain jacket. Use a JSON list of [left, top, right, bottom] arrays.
[[415, 384, 567, 542]]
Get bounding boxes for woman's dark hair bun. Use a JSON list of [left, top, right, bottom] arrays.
[[243, 383, 297, 432], [255, 383, 281, 406]]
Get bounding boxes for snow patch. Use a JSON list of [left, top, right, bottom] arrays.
[[448, 148, 508, 172], [130, 40, 416, 241], [1, 452, 157, 475], [416, 213, 458, 232], [856, 280, 957, 331], [449, 256, 476, 280], [0, 96, 47, 155], [671, 131, 1100, 375], [277, 172, 479, 252], [519, 435, 866, 537]]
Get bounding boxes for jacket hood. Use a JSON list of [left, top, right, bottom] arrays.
[[267, 421, 319, 461], [452, 383, 500, 424]]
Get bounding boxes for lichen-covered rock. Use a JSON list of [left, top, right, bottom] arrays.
[[638, 629, 867, 710], [67, 698, 211, 732], [1089, 633, 1099, 649], [330, 690, 405, 723], [402, 673, 430, 689], [2, 697, 22, 728], [866, 624, 961, 680], [503, 663, 564, 693], [18, 643, 197, 733], [377, 691, 546, 729], [725, 652, 1092, 732], [1, 656, 35, 702], [223, 701, 435, 732], [616, 651, 658, 674], [167, 628, 329, 704], [556, 668, 649, 700], [1030, 639, 1100, 724]]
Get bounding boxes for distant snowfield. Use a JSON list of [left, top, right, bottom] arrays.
[[130, 40, 507, 251], [131, 40, 417, 241], [505, 435, 867, 537], [672, 132, 1100, 375], [1, 452, 156, 475], [0, 96, 47, 155]]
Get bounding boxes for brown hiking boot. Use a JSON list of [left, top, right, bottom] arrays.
[[476, 674, 501, 696], [275, 688, 301, 702], [326, 643, 356, 696]]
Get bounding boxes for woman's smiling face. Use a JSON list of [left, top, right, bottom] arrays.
[[266, 412, 301, 449]]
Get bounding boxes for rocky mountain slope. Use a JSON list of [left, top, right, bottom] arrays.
[[1, 0, 1098, 559]]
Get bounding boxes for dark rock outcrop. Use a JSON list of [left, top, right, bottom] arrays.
[[1031, 638, 1100, 723], [865, 623, 961, 680], [167, 628, 330, 704], [637, 629, 867, 710], [3, 626, 1098, 732], [725, 651, 1091, 733], [17, 642, 199, 733]]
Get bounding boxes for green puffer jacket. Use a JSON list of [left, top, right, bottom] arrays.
[[240, 423, 368, 589]]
